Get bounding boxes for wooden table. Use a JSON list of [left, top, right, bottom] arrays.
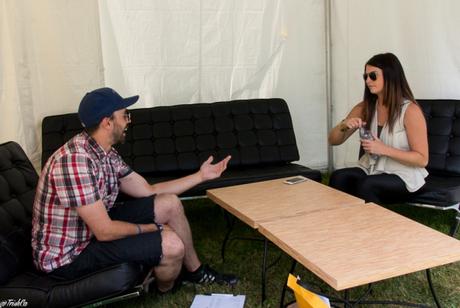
[[207, 178, 460, 304], [207, 177, 364, 229], [207, 177, 365, 301], [258, 202, 460, 291]]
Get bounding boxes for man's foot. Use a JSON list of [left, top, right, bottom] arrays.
[[182, 264, 238, 285]]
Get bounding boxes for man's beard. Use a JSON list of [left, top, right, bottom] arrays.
[[112, 125, 127, 144]]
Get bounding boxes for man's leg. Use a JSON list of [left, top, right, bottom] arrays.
[[50, 230, 179, 285], [153, 193, 238, 285], [154, 230, 185, 292], [153, 194, 200, 272]]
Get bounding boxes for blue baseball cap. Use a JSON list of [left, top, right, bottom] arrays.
[[78, 87, 139, 127]]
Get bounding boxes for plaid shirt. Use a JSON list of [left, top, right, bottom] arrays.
[[31, 132, 132, 272]]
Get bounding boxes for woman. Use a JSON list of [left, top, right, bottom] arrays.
[[328, 53, 428, 204]]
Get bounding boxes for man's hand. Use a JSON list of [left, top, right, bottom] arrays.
[[199, 155, 231, 181]]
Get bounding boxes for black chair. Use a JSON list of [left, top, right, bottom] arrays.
[[0, 141, 150, 307], [406, 100, 460, 237]]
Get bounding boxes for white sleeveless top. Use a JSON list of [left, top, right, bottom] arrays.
[[358, 100, 428, 192]]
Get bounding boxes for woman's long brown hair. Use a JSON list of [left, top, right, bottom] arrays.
[[362, 53, 415, 133]]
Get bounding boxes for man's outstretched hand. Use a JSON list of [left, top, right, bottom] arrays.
[[199, 155, 231, 181]]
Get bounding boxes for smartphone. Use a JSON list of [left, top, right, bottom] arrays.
[[283, 176, 308, 185]]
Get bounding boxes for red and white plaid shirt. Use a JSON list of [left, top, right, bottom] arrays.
[[31, 132, 132, 272]]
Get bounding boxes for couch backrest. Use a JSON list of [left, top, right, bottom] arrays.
[[0, 141, 38, 284], [42, 98, 300, 175], [418, 99, 460, 177]]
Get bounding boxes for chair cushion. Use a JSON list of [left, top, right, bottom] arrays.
[[418, 99, 460, 177], [0, 263, 144, 308], [407, 174, 460, 207], [0, 142, 38, 284]]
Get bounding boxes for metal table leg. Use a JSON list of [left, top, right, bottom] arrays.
[[262, 238, 269, 304], [426, 269, 441, 308], [279, 258, 297, 308]]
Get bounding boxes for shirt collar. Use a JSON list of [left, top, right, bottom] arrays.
[[82, 131, 114, 160]]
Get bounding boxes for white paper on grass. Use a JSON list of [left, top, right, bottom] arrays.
[[190, 293, 245, 308]]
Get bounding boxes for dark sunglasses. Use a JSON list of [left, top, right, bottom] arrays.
[[363, 71, 377, 81]]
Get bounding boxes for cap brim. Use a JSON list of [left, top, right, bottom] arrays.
[[122, 95, 139, 108]]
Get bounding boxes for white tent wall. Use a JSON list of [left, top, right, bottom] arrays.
[[0, 0, 104, 169], [99, 0, 327, 169], [275, 0, 327, 169], [331, 0, 460, 168], [2, 0, 460, 171]]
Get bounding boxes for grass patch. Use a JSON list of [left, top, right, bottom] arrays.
[[110, 192, 460, 307]]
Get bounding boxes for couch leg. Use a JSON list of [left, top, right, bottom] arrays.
[[84, 287, 143, 307], [449, 212, 460, 237]]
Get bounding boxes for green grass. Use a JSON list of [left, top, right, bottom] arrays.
[[110, 189, 460, 307]]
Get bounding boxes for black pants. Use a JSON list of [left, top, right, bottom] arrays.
[[51, 196, 162, 280], [329, 167, 411, 204]]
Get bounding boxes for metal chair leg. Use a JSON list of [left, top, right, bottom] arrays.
[[449, 212, 460, 237]]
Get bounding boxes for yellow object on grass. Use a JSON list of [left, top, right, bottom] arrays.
[[286, 274, 329, 308]]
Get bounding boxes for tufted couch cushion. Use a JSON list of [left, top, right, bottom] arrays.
[[0, 141, 147, 307], [408, 100, 460, 206], [42, 98, 322, 195], [0, 141, 37, 284]]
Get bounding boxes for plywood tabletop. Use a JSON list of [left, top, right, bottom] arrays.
[[258, 203, 460, 290], [207, 178, 364, 228]]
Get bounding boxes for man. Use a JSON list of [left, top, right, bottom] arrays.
[[31, 87, 237, 293]]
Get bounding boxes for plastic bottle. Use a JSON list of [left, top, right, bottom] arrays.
[[359, 127, 378, 160]]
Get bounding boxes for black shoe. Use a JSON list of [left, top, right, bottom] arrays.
[[182, 264, 238, 285]]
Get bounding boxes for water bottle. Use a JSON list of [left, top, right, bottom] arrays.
[[359, 127, 378, 160]]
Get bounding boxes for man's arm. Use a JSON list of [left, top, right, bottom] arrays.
[[119, 155, 231, 196], [76, 200, 159, 241]]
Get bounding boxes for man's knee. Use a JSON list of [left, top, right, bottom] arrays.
[[156, 194, 184, 216], [161, 230, 185, 261]]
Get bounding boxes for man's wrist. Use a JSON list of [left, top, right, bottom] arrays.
[[196, 170, 205, 183]]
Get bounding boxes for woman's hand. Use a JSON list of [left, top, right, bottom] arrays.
[[361, 133, 388, 156], [341, 117, 366, 131]]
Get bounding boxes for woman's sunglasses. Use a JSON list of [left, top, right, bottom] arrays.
[[363, 71, 378, 81]]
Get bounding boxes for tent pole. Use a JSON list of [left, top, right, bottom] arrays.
[[325, 0, 333, 174]]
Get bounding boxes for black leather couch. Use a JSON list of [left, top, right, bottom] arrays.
[[41, 98, 322, 195], [406, 99, 460, 236], [0, 98, 320, 307], [0, 141, 148, 307]]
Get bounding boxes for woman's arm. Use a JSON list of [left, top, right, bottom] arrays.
[[328, 102, 365, 145]]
